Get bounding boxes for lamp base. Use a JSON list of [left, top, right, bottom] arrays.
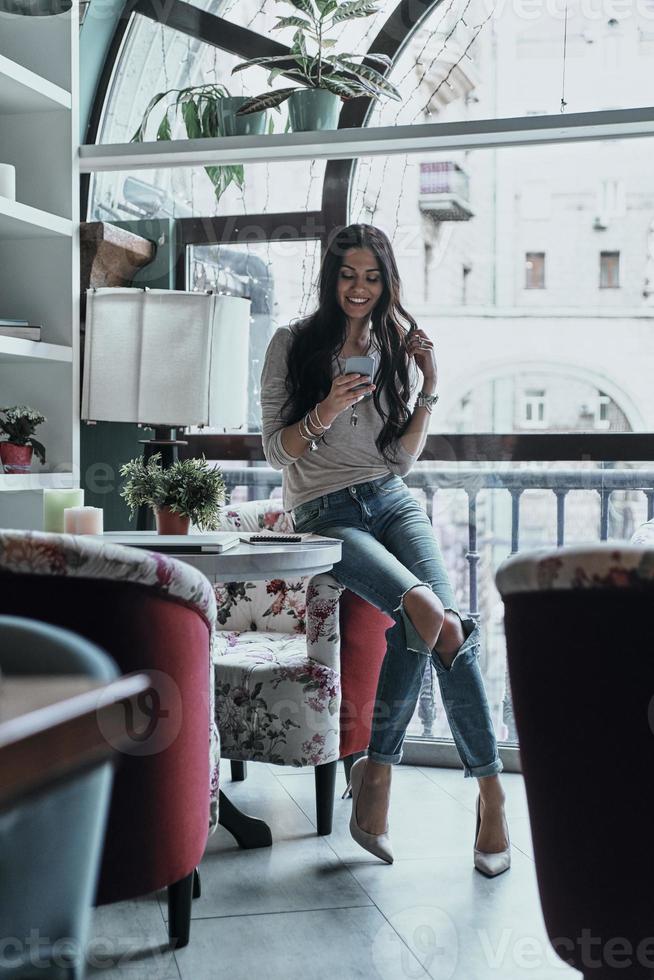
[[136, 427, 189, 531]]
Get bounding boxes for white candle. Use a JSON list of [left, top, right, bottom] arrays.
[[0, 164, 16, 202], [43, 488, 84, 532], [64, 506, 104, 535]]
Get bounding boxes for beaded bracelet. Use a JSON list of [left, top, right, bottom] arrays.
[[416, 390, 439, 411], [415, 392, 438, 415]]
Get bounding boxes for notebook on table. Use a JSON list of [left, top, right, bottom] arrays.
[[238, 532, 339, 545]]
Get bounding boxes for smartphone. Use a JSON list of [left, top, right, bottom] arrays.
[[344, 355, 376, 400]]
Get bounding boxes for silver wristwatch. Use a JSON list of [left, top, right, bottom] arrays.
[[416, 390, 439, 410]]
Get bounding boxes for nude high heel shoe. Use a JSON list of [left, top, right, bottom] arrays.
[[344, 757, 394, 864], [474, 796, 511, 878]]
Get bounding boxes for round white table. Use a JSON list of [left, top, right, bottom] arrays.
[[98, 533, 342, 582], [160, 539, 342, 583]]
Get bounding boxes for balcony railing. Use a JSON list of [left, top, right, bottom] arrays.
[[419, 162, 473, 221], [217, 465, 654, 620], [204, 458, 654, 747]]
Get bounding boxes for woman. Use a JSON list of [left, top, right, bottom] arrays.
[[260, 224, 509, 875]]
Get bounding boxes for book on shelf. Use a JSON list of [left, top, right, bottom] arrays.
[[0, 327, 41, 341], [0, 318, 29, 326]]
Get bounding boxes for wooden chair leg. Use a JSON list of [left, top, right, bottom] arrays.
[[315, 760, 337, 836], [231, 760, 248, 781], [192, 867, 201, 899], [342, 750, 367, 796], [218, 789, 272, 848], [167, 871, 194, 949]]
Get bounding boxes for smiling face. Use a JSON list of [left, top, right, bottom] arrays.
[[336, 248, 384, 324]]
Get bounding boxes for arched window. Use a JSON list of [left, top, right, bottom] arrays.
[[84, 0, 654, 752], [87, 1, 654, 438]]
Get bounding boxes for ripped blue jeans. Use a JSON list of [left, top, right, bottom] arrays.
[[291, 473, 502, 776]]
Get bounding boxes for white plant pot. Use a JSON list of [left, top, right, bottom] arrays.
[[0, 164, 16, 202]]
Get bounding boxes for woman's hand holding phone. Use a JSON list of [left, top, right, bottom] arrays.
[[318, 372, 376, 426]]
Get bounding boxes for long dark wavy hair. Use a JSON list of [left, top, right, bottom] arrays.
[[281, 224, 417, 465]]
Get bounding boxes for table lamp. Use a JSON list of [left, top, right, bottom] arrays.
[[82, 287, 251, 525]]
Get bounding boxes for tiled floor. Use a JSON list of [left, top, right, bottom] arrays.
[[87, 764, 581, 979]]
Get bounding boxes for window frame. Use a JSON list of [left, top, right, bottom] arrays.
[[520, 388, 548, 430], [595, 392, 612, 430], [83, 0, 654, 462], [600, 250, 621, 289], [524, 251, 546, 290]]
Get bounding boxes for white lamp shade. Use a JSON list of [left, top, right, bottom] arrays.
[[82, 289, 251, 428]]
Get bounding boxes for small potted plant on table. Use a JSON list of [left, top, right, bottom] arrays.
[[120, 453, 227, 534], [233, 0, 401, 132], [0, 405, 46, 474]]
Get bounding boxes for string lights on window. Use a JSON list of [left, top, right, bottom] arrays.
[[354, 0, 492, 237]]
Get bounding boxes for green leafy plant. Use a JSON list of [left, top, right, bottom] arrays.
[[232, 0, 401, 114], [131, 83, 273, 203], [120, 453, 228, 531], [0, 405, 46, 463], [119, 454, 162, 516]]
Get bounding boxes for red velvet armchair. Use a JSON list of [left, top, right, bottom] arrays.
[[497, 544, 654, 980], [0, 530, 219, 950]]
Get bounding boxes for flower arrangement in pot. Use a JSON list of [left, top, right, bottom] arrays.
[[0, 405, 46, 474], [131, 83, 273, 203], [120, 453, 227, 534], [233, 0, 401, 132]]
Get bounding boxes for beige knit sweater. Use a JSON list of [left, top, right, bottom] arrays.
[[260, 326, 421, 511]]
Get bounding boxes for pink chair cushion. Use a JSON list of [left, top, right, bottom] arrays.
[[338, 590, 393, 759]]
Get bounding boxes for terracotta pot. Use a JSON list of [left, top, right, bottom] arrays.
[[154, 507, 191, 535], [0, 442, 33, 474]]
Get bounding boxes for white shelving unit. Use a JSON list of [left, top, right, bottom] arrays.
[[0, 196, 73, 239], [0, 473, 76, 492], [79, 106, 654, 172], [0, 336, 72, 364], [0, 53, 71, 114], [0, 7, 79, 530]]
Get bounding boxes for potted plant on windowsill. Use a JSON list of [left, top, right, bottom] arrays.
[[232, 0, 401, 133], [120, 453, 227, 534], [0, 405, 46, 474], [131, 84, 272, 204]]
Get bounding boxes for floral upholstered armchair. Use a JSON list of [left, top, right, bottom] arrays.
[[215, 500, 344, 835], [216, 499, 394, 833]]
